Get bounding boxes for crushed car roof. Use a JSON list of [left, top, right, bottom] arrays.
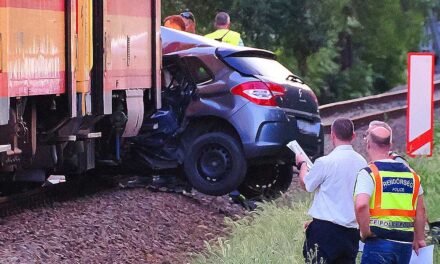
[[161, 27, 275, 59]]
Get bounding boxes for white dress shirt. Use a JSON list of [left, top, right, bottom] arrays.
[[304, 145, 368, 228]]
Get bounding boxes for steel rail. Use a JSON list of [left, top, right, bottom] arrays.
[[321, 79, 440, 133]]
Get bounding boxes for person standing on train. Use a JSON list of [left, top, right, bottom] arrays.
[[296, 118, 368, 264], [205, 12, 244, 46]]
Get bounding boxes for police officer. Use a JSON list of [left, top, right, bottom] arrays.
[[365, 120, 409, 165], [205, 12, 244, 46], [354, 124, 427, 264]]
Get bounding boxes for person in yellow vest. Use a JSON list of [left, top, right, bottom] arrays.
[[205, 12, 244, 46], [365, 120, 410, 166], [355, 124, 427, 264]]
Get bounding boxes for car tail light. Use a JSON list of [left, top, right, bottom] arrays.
[[231, 81, 285, 106]]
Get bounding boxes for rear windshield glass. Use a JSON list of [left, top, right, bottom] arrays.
[[224, 56, 293, 79]]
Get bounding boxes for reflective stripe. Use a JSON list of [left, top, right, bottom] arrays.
[[412, 172, 420, 209], [371, 164, 382, 210], [370, 208, 416, 217], [370, 219, 414, 228]]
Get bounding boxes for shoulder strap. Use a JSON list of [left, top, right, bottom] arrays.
[[369, 163, 382, 210], [411, 172, 420, 210], [215, 30, 231, 42]]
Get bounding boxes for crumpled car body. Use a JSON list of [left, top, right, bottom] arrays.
[[126, 27, 324, 198]]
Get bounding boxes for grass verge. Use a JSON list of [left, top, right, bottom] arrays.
[[192, 124, 440, 264], [191, 192, 315, 264], [408, 122, 440, 261]]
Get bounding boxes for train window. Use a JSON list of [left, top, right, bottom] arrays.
[[183, 57, 213, 85]]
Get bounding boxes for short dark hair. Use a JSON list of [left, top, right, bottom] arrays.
[[215, 12, 230, 26], [331, 118, 354, 141]]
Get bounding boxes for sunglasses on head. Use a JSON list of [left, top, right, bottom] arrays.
[[180, 12, 195, 22]]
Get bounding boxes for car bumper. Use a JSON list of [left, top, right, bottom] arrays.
[[230, 103, 324, 164]]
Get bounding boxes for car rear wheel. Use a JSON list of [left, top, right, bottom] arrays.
[[183, 132, 247, 196], [238, 164, 293, 199]]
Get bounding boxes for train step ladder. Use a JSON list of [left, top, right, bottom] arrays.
[[0, 145, 11, 153], [76, 132, 102, 140]]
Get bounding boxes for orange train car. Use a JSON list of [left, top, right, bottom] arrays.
[[0, 0, 161, 183]]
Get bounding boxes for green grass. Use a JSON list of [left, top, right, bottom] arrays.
[[408, 123, 440, 222], [192, 123, 440, 264], [191, 192, 318, 264], [408, 122, 440, 262]]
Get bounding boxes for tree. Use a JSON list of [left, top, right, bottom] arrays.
[[162, 0, 430, 103]]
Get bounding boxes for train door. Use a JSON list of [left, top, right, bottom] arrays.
[[92, 0, 161, 137], [90, 0, 161, 162]]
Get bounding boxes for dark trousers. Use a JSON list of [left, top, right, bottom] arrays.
[[361, 238, 412, 264], [303, 218, 360, 264]]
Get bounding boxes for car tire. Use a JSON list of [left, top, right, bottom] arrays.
[[183, 132, 247, 196], [238, 164, 293, 199]]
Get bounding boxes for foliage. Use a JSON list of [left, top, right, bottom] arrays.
[[162, 0, 433, 104]]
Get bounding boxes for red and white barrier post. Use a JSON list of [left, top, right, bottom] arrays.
[[407, 53, 435, 157]]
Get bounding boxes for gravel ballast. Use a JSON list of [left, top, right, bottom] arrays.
[[0, 188, 244, 264]]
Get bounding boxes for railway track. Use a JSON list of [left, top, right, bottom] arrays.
[[2, 79, 439, 217], [0, 172, 125, 217], [0, 172, 238, 218], [320, 79, 440, 133]]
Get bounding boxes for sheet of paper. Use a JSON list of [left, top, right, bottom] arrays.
[[409, 245, 434, 264], [286, 140, 313, 168], [358, 241, 365, 252]]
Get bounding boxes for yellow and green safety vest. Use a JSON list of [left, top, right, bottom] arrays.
[[205, 29, 243, 46], [367, 162, 420, 239]]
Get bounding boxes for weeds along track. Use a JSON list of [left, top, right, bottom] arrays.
[[320, 79, 440, 133]]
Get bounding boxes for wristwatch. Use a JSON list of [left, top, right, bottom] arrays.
[[296, 161, 307, 170]]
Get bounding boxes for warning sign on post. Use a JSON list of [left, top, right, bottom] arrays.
[[407, 53, 435, 157]]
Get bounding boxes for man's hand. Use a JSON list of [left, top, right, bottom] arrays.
[[360, 229, 373, 242], [303, 220, 312, 231], [295, 154, 306, 166], [413, 239, 427, 255]]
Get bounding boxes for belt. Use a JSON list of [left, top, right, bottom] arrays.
[[370, 219, 414, 229]]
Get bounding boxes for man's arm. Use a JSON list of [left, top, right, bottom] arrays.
[[413, 195, 427, 255], [355, 193, 373, 240], [297, 161, 309, 190], [295, 154, 324, 192]]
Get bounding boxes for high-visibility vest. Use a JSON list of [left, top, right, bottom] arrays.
[[205, 29, 242, 46], [367, 162, 420, 235]]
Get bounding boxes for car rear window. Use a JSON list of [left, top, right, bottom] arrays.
[[223, 56, 293, 79]]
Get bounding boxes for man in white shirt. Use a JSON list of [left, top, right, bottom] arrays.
[[296, 118, 367, 264]]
